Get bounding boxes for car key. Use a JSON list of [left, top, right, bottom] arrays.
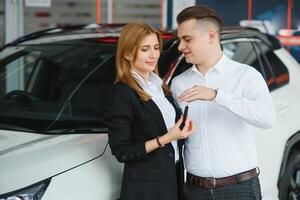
[[180, 105, 189, 130]]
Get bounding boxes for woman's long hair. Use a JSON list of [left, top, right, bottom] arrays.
[[115, 22, 170, 101]]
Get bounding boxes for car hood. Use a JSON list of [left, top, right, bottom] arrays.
[[0, 129, 108, 194]]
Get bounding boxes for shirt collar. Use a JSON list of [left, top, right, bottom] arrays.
[[131, 70, 164, 98], [131, 70, 163, 87], [190, 53, 228, 75], [212, 53, 228, 72]]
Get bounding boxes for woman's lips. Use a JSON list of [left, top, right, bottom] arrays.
[[146, 61, 156, 65]]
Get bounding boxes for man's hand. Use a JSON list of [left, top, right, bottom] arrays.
[[178, 85, 217, 102]]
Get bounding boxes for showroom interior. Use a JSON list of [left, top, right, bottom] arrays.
[[1, 0, 300, 47], [0, 1, 300, 200]]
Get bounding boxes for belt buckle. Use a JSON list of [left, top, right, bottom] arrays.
[[205, 177, 217, 188]]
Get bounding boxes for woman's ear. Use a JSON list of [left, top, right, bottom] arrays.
[[124, 53, 133, 61]]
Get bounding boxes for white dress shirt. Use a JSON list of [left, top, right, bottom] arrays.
[[171, 54, 276, 178], [131, 70, 179, 162]]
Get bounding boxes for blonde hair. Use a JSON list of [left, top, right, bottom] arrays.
[[116, 21, 170, 101]]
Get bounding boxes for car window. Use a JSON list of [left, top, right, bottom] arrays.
[[222, 40, 268, 78], [0, 50, 41, 96], [222, 39, 289, 91], [254, 41, 289, 90], [0, 40, 117, 132], [161, 35, 290, 91], [159, 39, 192, 84]]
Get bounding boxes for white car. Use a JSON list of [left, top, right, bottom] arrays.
[[0, 25, 299, 200], [0, 24, 124, 200]]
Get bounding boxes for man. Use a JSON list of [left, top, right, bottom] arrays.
[[171, 5, 276, 200]]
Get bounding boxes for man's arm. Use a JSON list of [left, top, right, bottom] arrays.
[[178, 68, 276, 128]]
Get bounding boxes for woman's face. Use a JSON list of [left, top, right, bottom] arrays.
[[130, 33, 160, 79]]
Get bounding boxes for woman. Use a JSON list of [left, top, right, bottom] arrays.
[[105, 22, 195, 200]]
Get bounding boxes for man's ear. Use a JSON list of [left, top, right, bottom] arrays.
[[208, 30, 217, 43]]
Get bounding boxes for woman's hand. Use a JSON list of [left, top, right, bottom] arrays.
[[145, 116, 195, 153], [167, 116, 195, 140]]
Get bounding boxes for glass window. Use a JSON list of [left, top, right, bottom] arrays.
[[113, 0, 161, 27], [222, 40, 265, 76], [0, 40, 116, 132], [23, 0, 161, 35], [159, 39, 192, 84], [222, 39, 289, 90], [0, 50, 41, 96], [254, 41, 289, 89], [24, 0, 100, 35]]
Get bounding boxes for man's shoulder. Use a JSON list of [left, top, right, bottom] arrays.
[[227, 58, 262, 79], [227, 58, 254, 72]]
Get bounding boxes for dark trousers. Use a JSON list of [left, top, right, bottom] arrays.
[[183, 176, 262, 200], [176, 161, 184, 200]]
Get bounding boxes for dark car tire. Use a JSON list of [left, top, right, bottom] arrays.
[[279, 152, 300, 200]]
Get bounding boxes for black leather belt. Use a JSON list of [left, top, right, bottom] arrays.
[[186, 168, 258, 189]]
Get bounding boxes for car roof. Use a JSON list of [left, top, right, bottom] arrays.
[[4, 24, 125, 47], [3, 24, 281, 50], [221, 26, 282, 49], [3, 23, 176, 47]]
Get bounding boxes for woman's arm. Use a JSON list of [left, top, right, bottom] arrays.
[[145, 116, 194, 153], [105, 83, 148, 163], [105, 83, 195, 163]]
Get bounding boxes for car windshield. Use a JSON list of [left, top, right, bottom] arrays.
[[0, 38, 117, 133]]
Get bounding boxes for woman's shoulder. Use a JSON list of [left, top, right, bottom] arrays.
[[112, 82, 136, 97], [113, 81, 131, 90]]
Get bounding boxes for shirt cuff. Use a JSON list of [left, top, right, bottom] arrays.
[[215, 89, 232, 107]]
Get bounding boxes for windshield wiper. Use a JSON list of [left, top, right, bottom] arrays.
[[47, 127, 108, 134]]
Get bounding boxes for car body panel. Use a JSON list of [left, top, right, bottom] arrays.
[[252, 48, 300, 199], [0, 131, 114, 194], [42, 145, 123, 200]]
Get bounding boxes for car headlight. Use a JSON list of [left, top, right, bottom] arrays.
[[0, 179, 50, 200]]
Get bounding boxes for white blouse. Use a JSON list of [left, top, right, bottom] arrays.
[[131, 70, 179, 162]]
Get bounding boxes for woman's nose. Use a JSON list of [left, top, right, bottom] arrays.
[[150, 49, 158, 58]]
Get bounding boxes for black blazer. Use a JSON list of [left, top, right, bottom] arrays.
[[105, 82, 184, 200]]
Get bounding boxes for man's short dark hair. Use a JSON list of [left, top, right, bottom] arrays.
[[176, 5, 223, 34]]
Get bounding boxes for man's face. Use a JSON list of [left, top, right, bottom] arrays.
[[177, 19, 211, 65]]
